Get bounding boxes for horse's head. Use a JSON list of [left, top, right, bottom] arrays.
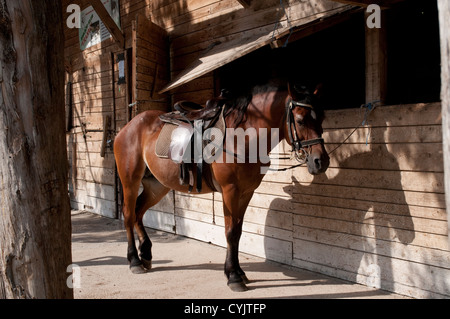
[[286, 83, 329, 175]]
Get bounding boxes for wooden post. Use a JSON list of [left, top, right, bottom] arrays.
[[0, 0, 72, 298], [365, 9, 387, 105], [437, 0, 450, 245]]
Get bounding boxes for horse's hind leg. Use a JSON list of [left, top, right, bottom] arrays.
[[134, 172, 170, 270], [122, 182, 145, 274]]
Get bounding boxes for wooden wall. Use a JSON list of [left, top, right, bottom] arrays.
[[64, 0, 156, 217], [63, 0, 449, 298]]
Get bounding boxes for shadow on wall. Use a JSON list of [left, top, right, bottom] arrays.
[[265, 123, 416, 292]]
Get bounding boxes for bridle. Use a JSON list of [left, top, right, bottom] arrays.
[[286, 98, 324, 164]]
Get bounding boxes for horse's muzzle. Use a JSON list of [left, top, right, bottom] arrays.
[[307, 151, 330, 175]]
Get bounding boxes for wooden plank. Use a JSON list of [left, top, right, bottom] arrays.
[[365, 9, 387, 104], [437, 0, 450, 246], [90, 0, 125, 49]]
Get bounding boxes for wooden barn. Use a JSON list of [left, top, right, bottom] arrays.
[[63, 0, 449, 298]]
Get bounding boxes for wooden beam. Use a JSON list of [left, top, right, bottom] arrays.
[[437, 0, 450, 245], [330, 0, 405, 8], [237, 0, 251, 8], [365, 9, 387, 105], [89, 0, 124, 49]]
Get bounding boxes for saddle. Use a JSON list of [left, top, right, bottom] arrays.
[[159, 96, 226, 128], [156, 94, 228, 193]]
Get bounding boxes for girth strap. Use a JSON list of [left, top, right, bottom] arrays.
[[194, 119, 203, 193]]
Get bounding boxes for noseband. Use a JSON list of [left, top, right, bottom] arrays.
[[286, 99, 324, 163]]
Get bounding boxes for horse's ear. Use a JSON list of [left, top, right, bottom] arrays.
[[287, 81, 309, 102], [287, 82, 294, 99], [313, 83, 324, 99]]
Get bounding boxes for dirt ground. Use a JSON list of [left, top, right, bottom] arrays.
[[71, 210, 409, 299]]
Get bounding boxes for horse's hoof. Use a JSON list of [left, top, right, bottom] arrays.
[[228, 281, 249, 292], [130, 264, 147, 274], [241, 275, 250, 284], [141, 259, 152, 270]]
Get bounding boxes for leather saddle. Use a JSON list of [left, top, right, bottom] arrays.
[[157, 93, 229, 193], [159, 95, 227, 128]]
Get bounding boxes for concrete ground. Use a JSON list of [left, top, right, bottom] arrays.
[[71, 211, 409, 299]]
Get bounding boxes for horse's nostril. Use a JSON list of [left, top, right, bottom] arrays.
[[314, 158, 321, 169]]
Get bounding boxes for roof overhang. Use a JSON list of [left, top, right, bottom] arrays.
[[159, 2, 355, 93]]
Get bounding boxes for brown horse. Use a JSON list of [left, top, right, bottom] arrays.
[[113, 82, 329, 292]]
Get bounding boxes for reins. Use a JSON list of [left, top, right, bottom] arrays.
[[267, 101, 379, 172]]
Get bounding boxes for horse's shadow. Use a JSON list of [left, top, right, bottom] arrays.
[[265, 137, 415, 291]]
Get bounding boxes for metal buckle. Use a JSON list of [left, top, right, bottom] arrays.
[[294, 148, 308, 164]]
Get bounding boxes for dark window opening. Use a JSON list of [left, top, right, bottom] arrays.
[[386, 0, 441, 105]]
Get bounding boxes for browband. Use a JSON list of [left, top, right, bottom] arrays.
[[289, 100, 313, 109]]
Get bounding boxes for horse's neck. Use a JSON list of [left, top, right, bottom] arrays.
[[244, 91, 287, 152], [252, 90, 287, 128]]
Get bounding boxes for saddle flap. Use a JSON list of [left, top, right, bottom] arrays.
[[168, 123, 194, 164]]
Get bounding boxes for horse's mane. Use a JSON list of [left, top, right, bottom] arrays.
[[222, 81, 287, 127], [223, 93, 252, 127]]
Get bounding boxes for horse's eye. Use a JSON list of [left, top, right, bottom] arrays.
[[296, 119, 305, 126], [295, 113, 304, 124]]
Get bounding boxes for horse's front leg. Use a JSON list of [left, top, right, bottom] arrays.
[[222, 187, 254, 292]]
